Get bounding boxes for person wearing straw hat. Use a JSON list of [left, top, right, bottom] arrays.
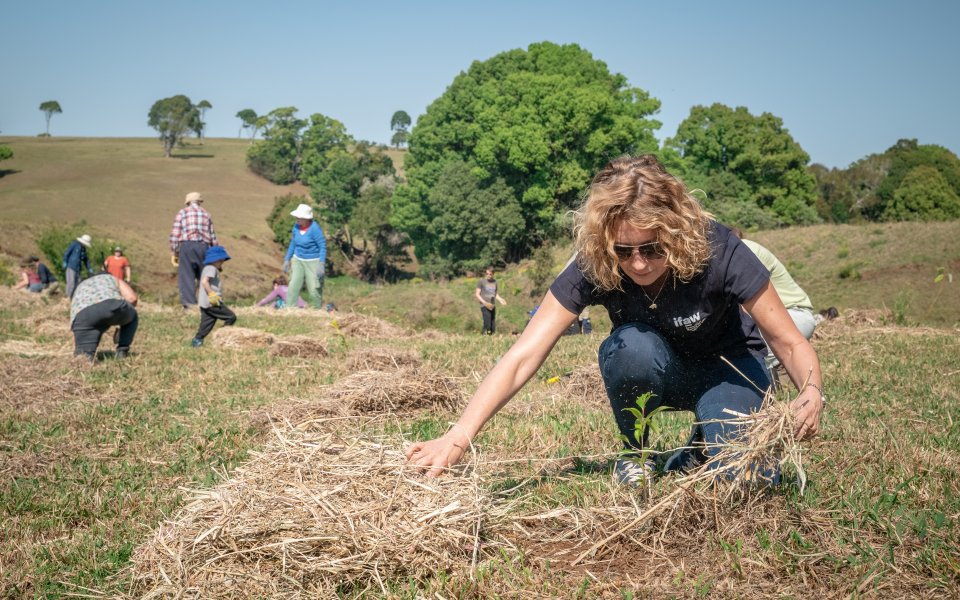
[[282, 203, 326, 310], [406, 155, 826, 488], [63, 233, 93, 298], [103, 246, 132, 283], [169, 191, 218, 310]]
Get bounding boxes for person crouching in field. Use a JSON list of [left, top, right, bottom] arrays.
[[70, 272, 139, 361], [406, 155, 826, 488], [191, 246, 236, 347], [256, 275, 307, 309]]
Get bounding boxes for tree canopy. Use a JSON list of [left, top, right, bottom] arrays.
[[393, 41, 662, 273], [196, 100, 212, 142], [39, 100, 62, 136], [148, 95, 200, 157], [390, 110, 411, 149], [810, 139, 960, 223], [666, 103, 818, 227]]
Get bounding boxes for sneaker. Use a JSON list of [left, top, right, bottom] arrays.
[[612, 457, 656, 488], [115, 348, 129, 359], [664, 424, 707, 474], [191, 337, 203, 348]]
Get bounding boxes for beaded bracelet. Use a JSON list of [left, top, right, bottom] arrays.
[[805, 382, 827, 405]]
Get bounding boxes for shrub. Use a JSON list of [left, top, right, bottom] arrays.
[[266, 194, 314, 248], [36, 223, 119, 281]]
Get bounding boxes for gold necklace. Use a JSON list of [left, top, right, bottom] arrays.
[[640, 272, 668, 310]]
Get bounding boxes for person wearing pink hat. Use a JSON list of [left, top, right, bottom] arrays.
[[169, 192, 218, 309]]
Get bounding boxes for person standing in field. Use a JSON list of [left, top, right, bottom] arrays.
[[63, 234, 93, 298], [282, 204, 326, 310], [475, 266, 507, 334], [70, 272, 139, 361], [169, 192, 218, 310], [407, 155, 825, 488], [191, 245, 236, 347], [103, 246, 132, 283]]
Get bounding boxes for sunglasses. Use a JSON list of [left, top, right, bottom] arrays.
[[612, 242, 665, 260]]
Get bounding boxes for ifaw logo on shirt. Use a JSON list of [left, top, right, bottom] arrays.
[[673, 312, 704, 332]]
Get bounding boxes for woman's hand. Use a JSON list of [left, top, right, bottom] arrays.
[[790, 385, 824, 440], [405, 432, 469, 478]]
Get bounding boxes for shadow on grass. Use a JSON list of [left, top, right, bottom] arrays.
[[0, 169, 21, 177], [171, 154, 215, 159]]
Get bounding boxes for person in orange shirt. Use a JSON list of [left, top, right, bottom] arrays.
[[103, 247, 131, 282]]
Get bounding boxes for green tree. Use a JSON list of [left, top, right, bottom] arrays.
[[39, 100, 62, 136], [390, 110, 411, 149], [811, 164, 858, 223], [245, 107, 306, 184], [409, 159, 525, 278], [870, 139, 960, 221], [196, 100, 212, 143], [883, 165, 960, 221], [148, 95, 199, 157], [666, 103, 819, 226], [235, 108, 258, 138], [348, 178, 410, 282], [0, 145, 12, 162], [390, 129, 409, 150], [394, 42, 661, 272]]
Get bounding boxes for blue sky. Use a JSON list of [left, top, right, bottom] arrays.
[[2, 0, 957, 168]]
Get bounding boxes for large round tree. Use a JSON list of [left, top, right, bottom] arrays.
[[392, 42, 662, 273]]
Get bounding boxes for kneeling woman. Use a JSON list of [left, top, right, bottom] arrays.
[[407, 155, 825, 484], [70, 272, 139, 360]]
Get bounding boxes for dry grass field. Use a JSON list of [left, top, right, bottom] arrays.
[[1, 138, 958, 598]]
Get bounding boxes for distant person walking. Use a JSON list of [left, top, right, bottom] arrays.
[[70, 272, 139, 361], [169, 192, 218, 309], [475, 266, 507, 334], [63, 234, 93, 298], [103, 246, 131, 282], [282, 204, 326, 310]]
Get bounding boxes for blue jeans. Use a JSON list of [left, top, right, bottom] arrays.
[[598, 323, 772, 473]]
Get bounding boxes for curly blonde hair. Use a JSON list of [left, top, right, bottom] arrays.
[[573, 155, 713, 291]]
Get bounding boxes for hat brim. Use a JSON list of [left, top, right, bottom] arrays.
[[76, 238, 92, 248]]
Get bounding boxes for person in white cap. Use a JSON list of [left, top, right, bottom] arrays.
[[169, 192, 218, 309], [62, 233, 93, 298], [282, 203, 326, 309]]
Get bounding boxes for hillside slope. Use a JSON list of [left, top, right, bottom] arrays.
[[0, 137, 309, 302]]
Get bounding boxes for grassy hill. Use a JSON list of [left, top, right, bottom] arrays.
[[2, 136, 956, 326]]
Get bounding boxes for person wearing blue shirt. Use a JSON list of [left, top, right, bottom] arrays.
[[63, 234, 93, 298], [282, 204, 326, 309]]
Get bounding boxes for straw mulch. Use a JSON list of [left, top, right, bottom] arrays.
[[327, 367, 464, 414], [268, 335, 329, 359], [247, 364, 461, 431], [344, 346, 422, 372], [209, 326, 277, 349], [555, 363, 607, 408], [503, 396, 833, 597], [128, 427, 491, 598], [0, 356, 94, 416], [332, 312, 409, 340], [0, 286, 49, 308]]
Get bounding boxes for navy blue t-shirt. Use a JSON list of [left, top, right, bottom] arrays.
[[549, 221, 770, 359]]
